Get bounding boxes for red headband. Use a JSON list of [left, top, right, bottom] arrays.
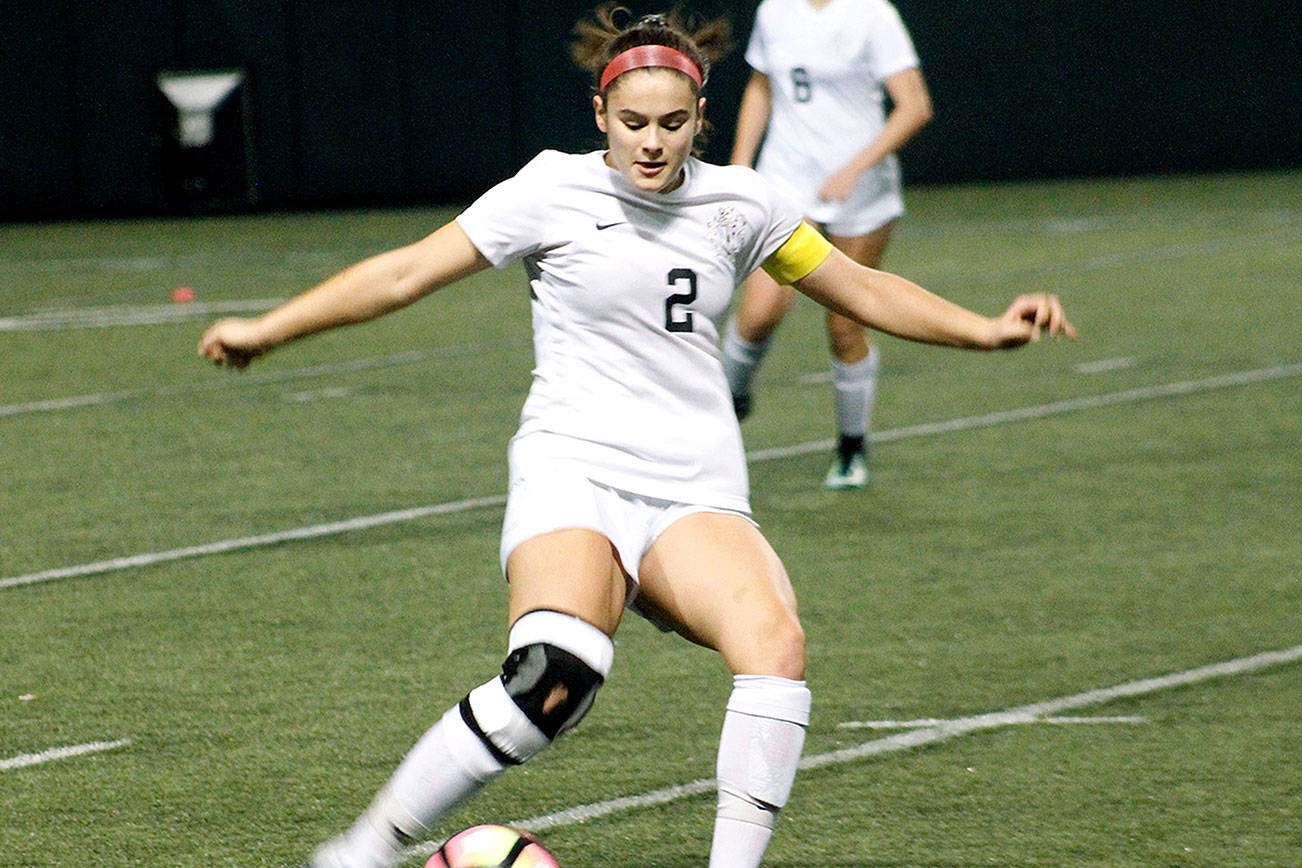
[[599, 45, 703, 92]]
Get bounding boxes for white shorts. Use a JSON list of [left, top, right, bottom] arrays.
[[760, 155, 904, 237], [499, 460, 753, 621]]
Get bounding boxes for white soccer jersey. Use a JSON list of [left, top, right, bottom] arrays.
[[746, 0, 919, 230], [456, 150, 803, 511]]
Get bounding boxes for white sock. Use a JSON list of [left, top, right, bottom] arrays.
[[708, 675, 811, 868], [318, 611, 615, 868], [831, 344, 880, 438], [321, 702, 507, 868], [722, 318, 772, 398]]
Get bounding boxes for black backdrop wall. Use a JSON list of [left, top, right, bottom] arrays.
[[2, 0, 1298, 219]]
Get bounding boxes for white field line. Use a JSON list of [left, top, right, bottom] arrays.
[[790, 354, 1132, 389], [1073, 356, 1137, 374], [839, 715, 1147, 729], [799, 645, 1302, 774], [3, 220, 1294, 334], [0, 496, 508, 590], [5, 217, 1291, 322], [4, 222, 1294, 415], [0, 242, 388, 275], [0, 299, 283, 331], [1038, 716, 1148, 725], [0, 738, 132, 771], [392, 644, 1302, 856], [0, 207, 1291, 279], [954, 225, 1300, 286], [0, 246, 365, 276], [0, 342, 525, 419], [2, 363, 1298, 592], [0, 352, 424, 417], [746, 362, 1302, 462], [284, 386, 355, 403], [909, 208, 1300, 241]]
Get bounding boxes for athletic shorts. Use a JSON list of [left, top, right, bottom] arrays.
[[761, 156, 904, 237], [499, 460, 753, 623]]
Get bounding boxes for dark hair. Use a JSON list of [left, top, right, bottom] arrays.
[[571, 4, 732, 96]]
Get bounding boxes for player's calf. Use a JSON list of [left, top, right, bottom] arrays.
[[307, 610, 613, 868]]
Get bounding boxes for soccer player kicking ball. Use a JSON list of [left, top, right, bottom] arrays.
[[199, 7, 1074, 868]]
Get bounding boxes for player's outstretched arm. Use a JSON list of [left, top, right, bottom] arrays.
[[794, 246, 1076, 350], [198, 221, 491, 368]]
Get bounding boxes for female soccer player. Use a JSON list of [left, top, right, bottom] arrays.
[[723, 0, 935, 488], [199, 8, 1072, 867]]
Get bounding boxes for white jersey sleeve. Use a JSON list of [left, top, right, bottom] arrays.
[[738, 169, 805, 276], [864, 0, 919, 80], [455, 151, 560, 267], [743, 10, 772, 76]]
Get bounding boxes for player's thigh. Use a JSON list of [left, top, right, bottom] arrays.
[[827, 220, 895, 269], [506, 528, 627, 636], [637, 512, 805, 678], [735, 269, 799, 343]]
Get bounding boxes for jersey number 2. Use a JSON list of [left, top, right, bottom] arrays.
[[665, 268, 697, 333]]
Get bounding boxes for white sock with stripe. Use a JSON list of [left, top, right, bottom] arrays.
[[313, 611, 613, 868], [708, 674, 811, 868], [316, 701, 508, 868]]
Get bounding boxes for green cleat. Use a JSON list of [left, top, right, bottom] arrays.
[[823, 450, 869, 489]]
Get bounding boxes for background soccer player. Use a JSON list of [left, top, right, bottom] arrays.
[[723, 0, 934, 488]]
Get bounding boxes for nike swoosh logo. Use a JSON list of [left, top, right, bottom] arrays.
[[596, 221, 627, 230]]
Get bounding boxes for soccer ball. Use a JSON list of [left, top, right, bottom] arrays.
[[425, 825, 560, 868]]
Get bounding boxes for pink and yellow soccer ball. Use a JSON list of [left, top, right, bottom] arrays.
[[425, 825, 560, 868]]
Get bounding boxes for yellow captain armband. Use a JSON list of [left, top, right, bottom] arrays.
[[761, 221, 834, 285]]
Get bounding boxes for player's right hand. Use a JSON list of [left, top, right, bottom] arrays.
[[198, 317, 268, 369]]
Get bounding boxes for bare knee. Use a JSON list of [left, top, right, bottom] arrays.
[[768, 615, 808, 680], [730, 611, 806, 680], [825, 312, 869, 364]]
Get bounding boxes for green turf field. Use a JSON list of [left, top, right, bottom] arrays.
[[2, 171, 1299, 867]]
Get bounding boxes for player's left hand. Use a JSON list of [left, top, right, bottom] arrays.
[[990, 293, 1077, 348]]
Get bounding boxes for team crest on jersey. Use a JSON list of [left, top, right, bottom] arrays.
[[707, 206, 747, 257]]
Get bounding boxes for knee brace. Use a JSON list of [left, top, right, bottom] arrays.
[[460, 610, 614, 766]]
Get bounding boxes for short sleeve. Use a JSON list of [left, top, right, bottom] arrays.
[[455, 152, 557, 268], [866, 1, 920, 80], [736, 168, 805, 278], [743, 3, 771, 74]]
